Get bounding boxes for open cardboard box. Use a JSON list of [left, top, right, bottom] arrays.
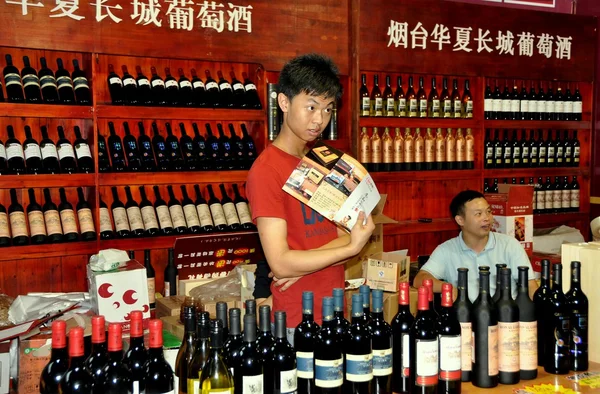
[[364, 251, 410, 292]]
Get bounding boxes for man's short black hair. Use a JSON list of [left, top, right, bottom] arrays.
[[450, 190, 486, 218], [278, 53, 343, 102]]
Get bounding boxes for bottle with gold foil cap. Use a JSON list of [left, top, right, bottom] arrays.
[[414, 128, 424, 171], [360, 127, 371, 167], [435, 128, 446, 171], [446, 128, 456, 170], [382, 127, 393, 172], [404, 128, 414, 171], [425, 128, 435, 171], [371, 127, 382, 171], [466, 128, 475, 169], [393, 127, 404, 171], [456, 128, 466, 170]]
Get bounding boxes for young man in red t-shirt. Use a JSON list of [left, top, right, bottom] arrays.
[[246, 54, 375, 342]]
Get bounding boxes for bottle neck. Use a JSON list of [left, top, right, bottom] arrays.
[[130, 336, 144, 348], [571, 267, 581, 289], [108, 349, 123, 362], [50, 347, 68, 361], [371, 311, 384, 321], [518, 270, 529, 294], [91, 342, 107, 354], [302, 312, 314, 322]]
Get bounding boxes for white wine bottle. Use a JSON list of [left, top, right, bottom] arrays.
[[201, 319, 234, 394]]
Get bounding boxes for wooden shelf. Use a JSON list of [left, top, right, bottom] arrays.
[[372, 169, 481, 182], [0, 103, 93, 119], [359, 117, 479, 129], [99, 230, 255, 250], [95, 105, 265, 121], [484, 120, 591, 129], [484, 167, 587, 179], [98, 171, 249, 186], [534, 211, 589, 227], [384, 218, 459, 235], [0, 174, 96, 189], [0, 241, 97, 261]]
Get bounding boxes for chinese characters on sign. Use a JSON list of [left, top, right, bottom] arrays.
[[6, 0, 253, 33], [387, 21, 572, 60]]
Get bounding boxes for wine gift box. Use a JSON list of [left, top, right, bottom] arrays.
[[364, 252, 410, 292]]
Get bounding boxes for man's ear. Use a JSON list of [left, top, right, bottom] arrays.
[[278, 93, 290, 113], [455, 214, 464, 227]]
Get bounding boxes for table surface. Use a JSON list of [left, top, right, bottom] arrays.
[[463, 363, 600, 393]]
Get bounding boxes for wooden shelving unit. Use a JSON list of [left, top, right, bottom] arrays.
[[0, 103, 93, 119], [95, 105, 265, 121], [359, 117, 478, 129], [98, 171, 249, 186], [0, 174, 96, 189], [484, 167, 587, 179], [0, 241, 97, 261], [371, 169, 481, 182], [484, 120, 590, 130]]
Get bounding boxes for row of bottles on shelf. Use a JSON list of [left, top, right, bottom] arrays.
[[360, 74, 473, 118], [1, 125, 93, 175], [484, 79, 583, 121], [101, 121, 257, 173], [484, 176, 580, 213], [484, 129, 580, 169], [0, 187, 95, 247], [1, 54, 90, 105], [107, 64, 262, 109], [360, 126, 474, 171], [100, 183, 254, 240]]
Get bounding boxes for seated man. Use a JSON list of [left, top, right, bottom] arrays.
[[414, 190, 539, 301]]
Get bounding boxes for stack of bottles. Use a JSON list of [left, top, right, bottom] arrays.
[[360, 126, 474, 172], [106, 64, 262, 109], [100, 184, 255, 240], [484, 129, 580, 169], [359, 74, 473, 118], [1, 54, 91, 105], [484, 79, 583, 121], [100, 121, 257, 173], [0, 187, 95, 247]]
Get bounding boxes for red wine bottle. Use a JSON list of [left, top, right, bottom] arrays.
[[229, 70, 246, 108], [204, 70, 220, 108], [242, 72, 262, 109], [153, 186, 173, 235], [124, 186, 145, 237], [57, 126, 77, 174], [206, 184, 228, 232], [192, 184, 214, 233], [180, 185, 201, 234], [566, 261, 588, 372], [98, 323, 131, 392], [270, 311, 298, 394], [216, 123, 234, 170], [121, 65, 138, 105], [472, 267, 499, 388], [107, 122, 127, 171], [179, 123, 198, 171], [165, 122, 184, 171], [392, 282, 414, 393], [57, 188, 78, 242], [40, 320, 68, 393], [151, 122, 169, 171], [85, 315, 109, 387], [39, 126, 60, 174], [145, 319, 175, 393], [359, 284, 371, 326], [295, 291, 320, 393], [257, 305, 274, 382], [107, 64, 124, 105], [39, 57, 59, 104], [228, 123, 245, 170], [23, 125, 43, 174], [492, 263, 507, 303], [190, 68, 208, 107], [124, 310, 147, 393], [99, 195, 114, 239], [43, 188, 64, 243], [150, 66, 167, 106], [410, 286, 439, 394], [143, 251, 156, 310], [164, 67, 179, 106], [454, 268, 472, 383], [175, 306, 197, 393], [164, 248, 178, 297], [235, 313, 264, 393], [497, 268, 520, 385], [205, 123, 222, 170], [314, 297, 343, 392], [27, 188, 46, 244], [191, 123, 209, 170], [71, 59, 91, 105], [21, 55, 42, 103], [217, 70, 235, 108], [232, 184, 254, 230], [533, 259, 551, 366], [8, 188, 28, 245], [177, 68, 194, 107], [219, 183, 240, 231], [515, 266, 537, 380], [138, 186, 159, 236], [111, 186, 131, 238], [0, 138, 8, 174], [97, 132, 111, 173], [135, 65, 153, 106], [166, 185, 187, 234], [55, 58, 75, 104], [137, 122, 156, 172], [223, 308, 243, 376], [123, 121, 142, 172], [3, 54, 24, 102], [73, 126, 94, 173], [61, 327, 94, 394], [0, 202, 9, 247], [6, 125, 25, 174], [370, 289, 392, 393], [438, 283, 461, 394], [544, 263, 571, 374]]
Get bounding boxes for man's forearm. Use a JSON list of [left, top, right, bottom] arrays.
[[414, 270, 445, 293], [272, 242, 357, 278]]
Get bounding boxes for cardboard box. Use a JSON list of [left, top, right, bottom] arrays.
[[530, 252, 561, 277], [156, 295, 241, 320], [486, 185, 534, 256], [87, 261, 151, 328], [178, 278, 216, 296], [18, 334, 51, 394], [344, 289, 399, 324], [345, 195, 397, 280], [364, 252, 410, 292], [161, 315, 184, 340]]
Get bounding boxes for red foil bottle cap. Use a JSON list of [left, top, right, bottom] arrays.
[[148, 319, 163, 348], [417, 286, 430, 311], [91, 315, 106, 344], [130, 311, 144, 338], [398, 282, 410, 306], [441, 283, 453, 307], [423, 279, 434, 302], [108, 323, 123, 352], [51, 320, 67, 349], [68, 327, 85, 357]]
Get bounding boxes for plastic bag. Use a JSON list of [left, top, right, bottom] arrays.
[[89, 249, 130, 272], [188, 267, 242, 302]]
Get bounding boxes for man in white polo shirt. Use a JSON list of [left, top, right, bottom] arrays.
[[414, 190, 539, 301]]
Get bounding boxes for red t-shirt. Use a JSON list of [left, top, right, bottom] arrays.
[[246, 145, 344, 327]]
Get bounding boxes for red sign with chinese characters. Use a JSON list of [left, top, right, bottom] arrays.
[[174, 232, 264, 280]]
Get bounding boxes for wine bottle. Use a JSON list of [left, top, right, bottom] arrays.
[[452, 78, 462, 119], [120, 65, 138, 105], [188, 311, 211, 393], [244, 300, 257, 334], [3, 54, 24, 102], [136, 122, 157, 172], [490, 79, 501, 120], [0, 138, 8, 174], [232, 184, 254, 230], [205, 124, 222, 170], [492, 263, 507, 303], [130, 66, 152, 107], [391, 282, 414, 393], [55, 126, 77, 174], [223, 308, 243, 376], [417, 76, 427, 118], [428, 77, 440, 118], [111, 186, 131, 238], [229, 70, 246, 109], [25, 188, 46, 245], [153, 186, 174, 235], [107, 64, 124, 105], [359, 284, 371, 326], [409, 286, 439, 393], [192, 185, 214, 233], [106, 122, 127, 171], [332, 287, 351, 358], [217, 70, 235, 108], [55, 58, 76, 104], [227, 123, 244, 170], [295, 291, 320, 393], [472, 267, 499, 388], [383, 75, 395, 117], [85, 315, 109, 387], [98, 323, 131, 393], [145, 67, 166, 106], [39, 57, 59, 104], [97, 132, 111, 173], [99, 195, 114, 239], [393, 76, 406, 118], [176, 306, 197, 394], [204, 70, 220, 108], [150, 122, 169, 171], [41, 188, 63, 244], [190, 68, 208, 108], [454, 268, 472, 382], [438, 283, 461, 394], [216, 123, 234, 170], [200, 319, 234, 393], [219, 184, 241, 231], [177, 68, 195, 107], [164, 248, 178, 297], [181, 185, 201, 233], [179, 123, 199, 171], [422, 279, 437, 318], [206, 184, 228, 232], [146, 319, 175, 394], [124, 186, 145, 237], [544, 263, 571, 374], [240, 124, 257, 168], [370, 289, 392, 394], [61, 327, 94, 394], [71, 59, 91, 105], [270, 311, 298, 394], [359, 73, 370, 117], [242, 72, 262, 109], [124, 310, 147, 394], [6, 125, 25, 175], [23, 125, 43, 174], [213, 302, 228, 339], [191, 123, 210, 170], [138, 186, 159, 236], [235, 313, 264, 394], [515, 266, 537, 380], [123, 122, 142, 172], [165, 122, 184, 171], [566, 261, 588, 372], [166, 185, 188, 234], [573, 84, 583, 121], [56, 188, 78, 242], [496, 268, 520, 385], [75, 187, 96, 241], [72, 126, 94, 173], [314, 297, 343, 392], [40, 320, 69, 393]]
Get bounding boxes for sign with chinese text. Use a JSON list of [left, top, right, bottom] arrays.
[[174, 231, 264, 280]]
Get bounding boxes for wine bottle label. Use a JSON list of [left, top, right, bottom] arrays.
[[361, 97, 370, 116], [0, 145, 5, 160], [222, 202, 241, 226], [206, 81, 218, 90], [416, 339, 438, 386], [531, 147, 538, 162], [424, 139, 434, 163], [141, 206, 159, 230], [431, 99, 440, 115], [539, 147, 547, 162], [456, 139, 465, 162], [454, 100, 462, 117], [279, 369, 297, 392], [73, 76, 90, 90], [187, 378, 200, 394], [6, 143, 25, 160], [419, 99, 427, 117], [537, 190, 546, 210], [242, 374, 263, 393], [503, 147, 512, 160], [40, 75, 57, 89], [179, 80, 192, 89], [402, 334, 410, 377], [235, 202, 252, 225], [536, 99, 546, 113], [77, 208, 95, 234], [0, 213, 9, 238], [408, 98, 417, 117], [519, 321, 537, 371], [471, 332, 476, 363], [165, 80, 178, 88], [4, 73, 22, 87], [492, 99, 502, 112], [75, 144, 92, 159], [565, 146, 572, 161], [28, 211, 46, 237], [510, 99, 520, 112], [574, 101, 583, 113], [498, 322, 519, 373], [485, 147, 493, 163], [24, 143, 42, 159], [501, 99, 511, 112], [561, 190, 571, 209], [126, 207, 144, 231], [488, 325, 499, 376], [551, 313, 571, 355], [522, 146, 529, 163], [192, 80, 205, 90], [169, 205, 187, 228], [183, 204, 200, 227], [113, 207, 130, 232], [460, 322, 472, 372], [571, 189, 580, 208], [557, 147, 564, 162], [547, 100, 555, 113], [555, 100, 564, 113], [151, 79, 165, 87], [346, 353, 373, 382], [574, 147, 580, 161], [385, 98, 395, 113], [571, 312, 587, 347], [373, 98, 383, 116], [297, 351, 314, 379], [439, 335, 461, 380], [57, 76, 74, 89], [404, 139, 414, 163], [466, 139, 474, 161], [9, 211, 27, 237], [314, 358, 343, 388], [528, 100, 537, 113], [192, 204, 212, 228], [109, 77, 123, 86], [398, 98, 406, 116], [484, 98, 492, 112], [58, 143, 75, 160], [414, 140, 423, 163], [393, 138, 403, 162], [219, 82, 232, 90], [564, 101, 573, 113], [156, 205, 174, 229], [436, 140, 446, 162], [383, 139, 394, 163], [513, 147, 521, 163], [553, 190, 562, 209], [59, 209, 78, 235], [233, 82, 244, 91], [521, 100, 529, 113], [22, 74, 40, 88], [41, 144, 59, 159], [372, 139, 382, 163], [533, 191, 538, 211], [245, 83, 256, 91], [446, 139, 455, 162], [99, 207, 113, 233], [372, 348, 392, 376], [545, 190, 554, 210]]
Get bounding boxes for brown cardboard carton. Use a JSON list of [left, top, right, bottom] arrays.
[[156, 295, 242, 320], [161, 315, 184, 340], [364, 252, 410, 292], [18, 334, 52, 394], [344, 289, 398, 324]]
